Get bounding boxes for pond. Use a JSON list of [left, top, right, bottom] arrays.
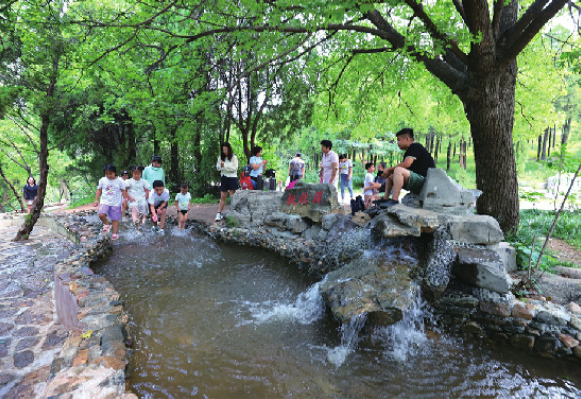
[[93, 226, 581, 398]]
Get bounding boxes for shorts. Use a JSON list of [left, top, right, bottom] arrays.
[[220, 176, 238, 192], [179, 210, 188, 215], [26, 200, 33, 206], [404, 171, 425, 194], [154, 203, 167, 211], [98, 204, 122, 221], [128, 200, 148, 215]]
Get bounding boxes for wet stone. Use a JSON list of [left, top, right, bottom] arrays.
[[534, 335, 561, 352], [13, 350, 34, 368], [0, 322, 14, 335], [512, 304, 533, 321], [511, 334, 535, 350], [535, 311, 568, 326], [480, 301, 511, 317], [42, 329, 67, 350], [13, 326, 39, 337], [0, 373, 14, 385], [15, 310, 51, 325], [557, 333, 579, 348], [16, 336, 39, 351]]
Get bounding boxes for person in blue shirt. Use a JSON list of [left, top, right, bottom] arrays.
[[249, 146, 268, 190]]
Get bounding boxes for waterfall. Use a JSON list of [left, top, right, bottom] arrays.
[[326, 312, 368, 367]]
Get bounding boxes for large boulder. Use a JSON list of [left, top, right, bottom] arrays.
[[320, 254, 416, 325], [280, 181, 340, 222], [447, 215, 504, 245], [453, 248, 511, 294], [228, 190, 283, 227], [373, 210, 421, 238], [264, 212, 308, 233], [387, 204, 454, 233], [418, 168, 478, 214]]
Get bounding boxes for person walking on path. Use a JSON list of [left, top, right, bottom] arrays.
[[143, 155, 166, 188], [339, 154, 354, 203], [320, 140, 339, 187], [289, 152, 305, 182], [215, 142, 239, 221], [23, 176, 38, 213], [381, 128, 435, 205]]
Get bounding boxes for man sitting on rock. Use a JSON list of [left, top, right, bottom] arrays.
[[381, 128, 435, 205]]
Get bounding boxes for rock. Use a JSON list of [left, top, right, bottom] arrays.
[[574, 346, 581, 358], [387, 205, 452, 233], [265, 212, 308, 233], [511, 334, 535, 349], [15, 337, 39, 351], [487, 242, 517, 273], [480, 301, 512, 317], [554, 266, 581, 280], [534, 335, 561, 352], [535, 311, 568, 326], [72, 349, 89, 366], [461, 321, 483, 334], [322, 213, 340, 230], [280, 182, 341, 222], [418, 168, 478, 214], [372, 211, 421, 238], [566, 302, 581, 315], [401, 193, 420, 208], [448, 215, 504, 245], [303, 225, 322, 241], [569, 315, 581, 331], [453, 248, 511, 294], [351, 211, 372, 227], [512, 304, 533, 320], [324, 214, 359, 242], [320, 255, 414, 325], [13, 350, 34, 368], [423, 240, 456, 301], [557, 333, 579, 348], [91, 356, 126, 370], [229, 190, 284, 227]]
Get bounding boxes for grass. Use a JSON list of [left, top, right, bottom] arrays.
[[191, 193, 223, 205], [506, 209, 581, 271]]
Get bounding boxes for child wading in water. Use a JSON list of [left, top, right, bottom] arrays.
[[148, 180, 170, 233], [174, 182, 191, 230], [125, 166, 150, 229], [94, 164, 127, 240], [120, 170, 130, 219]]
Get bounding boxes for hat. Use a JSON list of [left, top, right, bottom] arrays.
[[296, 152, 302, 157], [152, 155, 162, 163], [121, 170, 129, 175]]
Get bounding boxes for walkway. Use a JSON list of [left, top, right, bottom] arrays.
[[0, 225, 74, 398]]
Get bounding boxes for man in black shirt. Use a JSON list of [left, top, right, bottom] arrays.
[[381, 128, 435, 205]]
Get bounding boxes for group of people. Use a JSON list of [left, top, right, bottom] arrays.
[[77, 126, 435, 235], [214, 127, 435, 220], [93, 155, 192, 240]]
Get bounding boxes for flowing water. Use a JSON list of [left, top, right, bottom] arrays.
[[93, 226, 581, 398]]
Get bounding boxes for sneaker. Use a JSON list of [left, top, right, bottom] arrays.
[[215, 213, 223, 221], [385, 199, 399, 207], [158, 229, 164, 234]]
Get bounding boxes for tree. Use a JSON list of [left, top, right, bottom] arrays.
[[84, 0, 574, 232]]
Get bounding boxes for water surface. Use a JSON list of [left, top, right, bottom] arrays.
[[93, 227, 581, 398]]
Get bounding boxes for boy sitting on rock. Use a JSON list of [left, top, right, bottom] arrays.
[[381, 128, 435, 205]]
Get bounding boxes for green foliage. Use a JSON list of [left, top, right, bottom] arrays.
[[67, 195, 94, 210], [225, 214, 241, 228], [507, 209, 581, 271], [191, 194, 220, 205]]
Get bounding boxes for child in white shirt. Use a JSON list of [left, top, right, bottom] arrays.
[[94, 164, 127, 240], [174, 183, 192, 230]]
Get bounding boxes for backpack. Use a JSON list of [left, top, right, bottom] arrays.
[[240, 172, 252, 190], [242, 164, 252, 175], [264, 169, 276, 178], [350, 195, 366, 216]]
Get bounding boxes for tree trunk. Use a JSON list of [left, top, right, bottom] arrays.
[[14, 82, 53, 241], [537, 135, 542, 161], [0, 183, 6, 213], [541, 127, 549, 161], [58, 179, 70, 202], [0, 163, 26, 212], [453, 142, 456, 157], [547, 127, 552, 158], [446, 141, 452, 172], [562, 118, 570, 145], [552, 124, 557, 149], [462, 60, 519, 233], [434, 135, 440, 164], [462, 140, 467, 170], [168, 126, 181, 185]]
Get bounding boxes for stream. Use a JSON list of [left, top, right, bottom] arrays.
[[92, 225, 581, 398]]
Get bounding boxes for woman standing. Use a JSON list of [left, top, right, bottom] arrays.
[[23, 176, 38, 213], [338, 154, 354, 203], [249, 146, 267, 190], [215, 142, 239, 221]]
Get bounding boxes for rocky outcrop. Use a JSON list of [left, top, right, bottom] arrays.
[[453, 248, 511, 294], [228, 190, 284, 228], [280, 181, 341, 222]]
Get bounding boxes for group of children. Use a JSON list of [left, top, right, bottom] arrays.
[[94, 159, 192, 240]]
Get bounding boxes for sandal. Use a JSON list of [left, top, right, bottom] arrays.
[[102, 225, 111, 233], [111, 234, 119, 240]]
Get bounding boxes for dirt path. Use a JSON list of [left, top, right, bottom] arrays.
[[549, 238, 581, 267]]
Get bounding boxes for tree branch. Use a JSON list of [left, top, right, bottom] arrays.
[[402, 0, 468, 63], [498, 0, 569, 71], [491, 0, 504, 39], [452, 0, 468, 25]]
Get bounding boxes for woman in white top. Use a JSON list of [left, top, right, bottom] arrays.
[[215, 142, 239, 221]]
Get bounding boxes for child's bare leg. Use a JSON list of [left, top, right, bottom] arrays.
[[98, 214, 109, 225], [159, 208, 167, 229], [131, 208, 138, 224], [111, 220, 119, 235]]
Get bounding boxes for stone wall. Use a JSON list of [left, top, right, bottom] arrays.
[[18, 212, 137, 398], [214, 182, 581, 362]]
